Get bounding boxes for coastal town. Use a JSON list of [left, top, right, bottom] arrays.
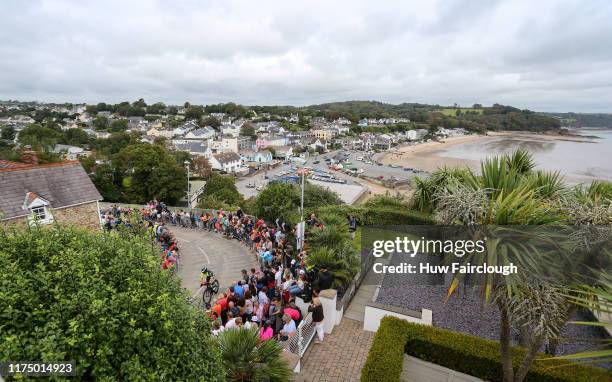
[[0, 100, 474, 206], [2, 0, 612, 381]]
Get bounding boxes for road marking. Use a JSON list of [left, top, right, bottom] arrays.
[[197, 245, 211, 264], [176, 236, 191, 243]]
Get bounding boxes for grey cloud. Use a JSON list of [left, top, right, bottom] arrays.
[[0, 0, 611, 111]]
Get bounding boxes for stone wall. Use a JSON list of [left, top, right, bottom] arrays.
[[52, 202, 101, 230]]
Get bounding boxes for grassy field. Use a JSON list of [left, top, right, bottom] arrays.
[[436, 108, 484, 116]]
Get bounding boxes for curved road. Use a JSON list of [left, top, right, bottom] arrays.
[[172, 227, 257, 294]]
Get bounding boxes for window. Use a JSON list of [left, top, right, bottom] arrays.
[[28, 205, 53, 225], [31, 206, 46, 221]]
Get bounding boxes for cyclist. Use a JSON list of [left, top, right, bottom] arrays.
[[200, 267, 214, 287]]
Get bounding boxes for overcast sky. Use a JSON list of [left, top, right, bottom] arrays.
[[1, 0, 611, 112]]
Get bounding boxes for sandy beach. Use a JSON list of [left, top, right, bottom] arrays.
[[377, 131, 598, 174], [378, 134, 486, 172]]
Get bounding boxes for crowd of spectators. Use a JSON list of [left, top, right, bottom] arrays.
[[102, 201, 335, 345]]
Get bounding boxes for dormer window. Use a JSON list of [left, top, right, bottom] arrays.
[[23, 192, 54, 225]]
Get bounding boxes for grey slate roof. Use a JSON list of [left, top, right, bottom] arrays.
[[0, 162, 102, 220]]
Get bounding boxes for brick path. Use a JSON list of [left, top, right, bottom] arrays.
[[295, 318, 374, 382]]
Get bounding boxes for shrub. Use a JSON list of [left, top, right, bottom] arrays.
[[361, 317, 410, 382], [316, 205, 434, 226], [0, 226, 223, 381], [361, 316, 612, 382]]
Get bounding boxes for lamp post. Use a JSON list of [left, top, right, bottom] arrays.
[[184, 160, 190, 208], [297, 163, 306, 250]]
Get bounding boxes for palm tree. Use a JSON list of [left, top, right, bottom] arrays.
[[217, 327, 292, 382], [306, 244, 359, 288], [411, 149, 611, 382]]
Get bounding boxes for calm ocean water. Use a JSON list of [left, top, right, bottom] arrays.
[[439, 129, 612, 184]]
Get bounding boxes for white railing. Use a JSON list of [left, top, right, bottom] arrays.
[[282, 312, 316, 357]]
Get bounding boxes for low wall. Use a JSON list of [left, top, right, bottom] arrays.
[[401, 355, 483, 382], [363, 302, 432, 332]]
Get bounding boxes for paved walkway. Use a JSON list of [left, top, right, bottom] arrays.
[[296, 264, 385, 381], [343, 269, 382, 322], [295, 318, 374, 382], [172, 226, 257, 294]]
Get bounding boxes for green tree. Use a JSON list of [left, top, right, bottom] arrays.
[[132, 98, 147, 108], [62, 128, 90, 146], [110, 119, 128, 132], [303, 182, 343, 210], [0, 226, 223, 381], [92, 115, 109, 130], [147, 102, 166, 114], [201, 116, 221, 128], [217, 328, 291, 382], [254, 182, 301, 223], [240, 122, 256, 137], [17, 123, 61, 149], [1, 126, 16, 140], [199, 173, 243, 207], [185, 107, 204, 121], [90, 162, 123, 201], [167, 106, 178, 115], [114, 143, 187, 204]]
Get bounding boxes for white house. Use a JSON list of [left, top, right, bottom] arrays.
[[240, 149, 273, 164], [210, 152, 242, 173]]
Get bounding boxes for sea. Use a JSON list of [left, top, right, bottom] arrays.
[[438, 128, 612, 184]]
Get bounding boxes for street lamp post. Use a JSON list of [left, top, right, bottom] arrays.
[[184, 161, 190, 208], [297, 163, 306, 250]]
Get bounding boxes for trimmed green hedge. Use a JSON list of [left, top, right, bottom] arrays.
[[316, 205, 434, 226], [361, 316, 612, 382]]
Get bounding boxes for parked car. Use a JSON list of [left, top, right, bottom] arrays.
[[246, 183, 255, 188], [313, 160, 320, 164], [364, 160, 372, 165], [255, 185, 263, 191], [377, 175, 384, 180]]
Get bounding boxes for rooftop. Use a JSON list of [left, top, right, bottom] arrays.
[[0, 161, 102, 220]]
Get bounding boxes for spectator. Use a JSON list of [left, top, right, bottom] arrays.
[[279, 314, 296, 341], [309, 291, 325, 344], [259, 320, 274, 341]]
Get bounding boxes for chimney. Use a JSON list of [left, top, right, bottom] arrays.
[[20, 146, 39, 166]]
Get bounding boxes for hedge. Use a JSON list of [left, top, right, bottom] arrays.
[[361, 316, 612, 382], [316, 205, 434, 226]]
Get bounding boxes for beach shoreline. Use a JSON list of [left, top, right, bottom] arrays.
[[376, 131, 598, 174]]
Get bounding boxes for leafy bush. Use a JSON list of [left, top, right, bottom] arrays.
[[363, 194, 410, 210], [361, 316, 612, 382], [254, 181, 343, 224], [361, 317, 410, 382], [316, 205, 434, 226], [0, 226, 223, 381], [200, 173, 244, 206]]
